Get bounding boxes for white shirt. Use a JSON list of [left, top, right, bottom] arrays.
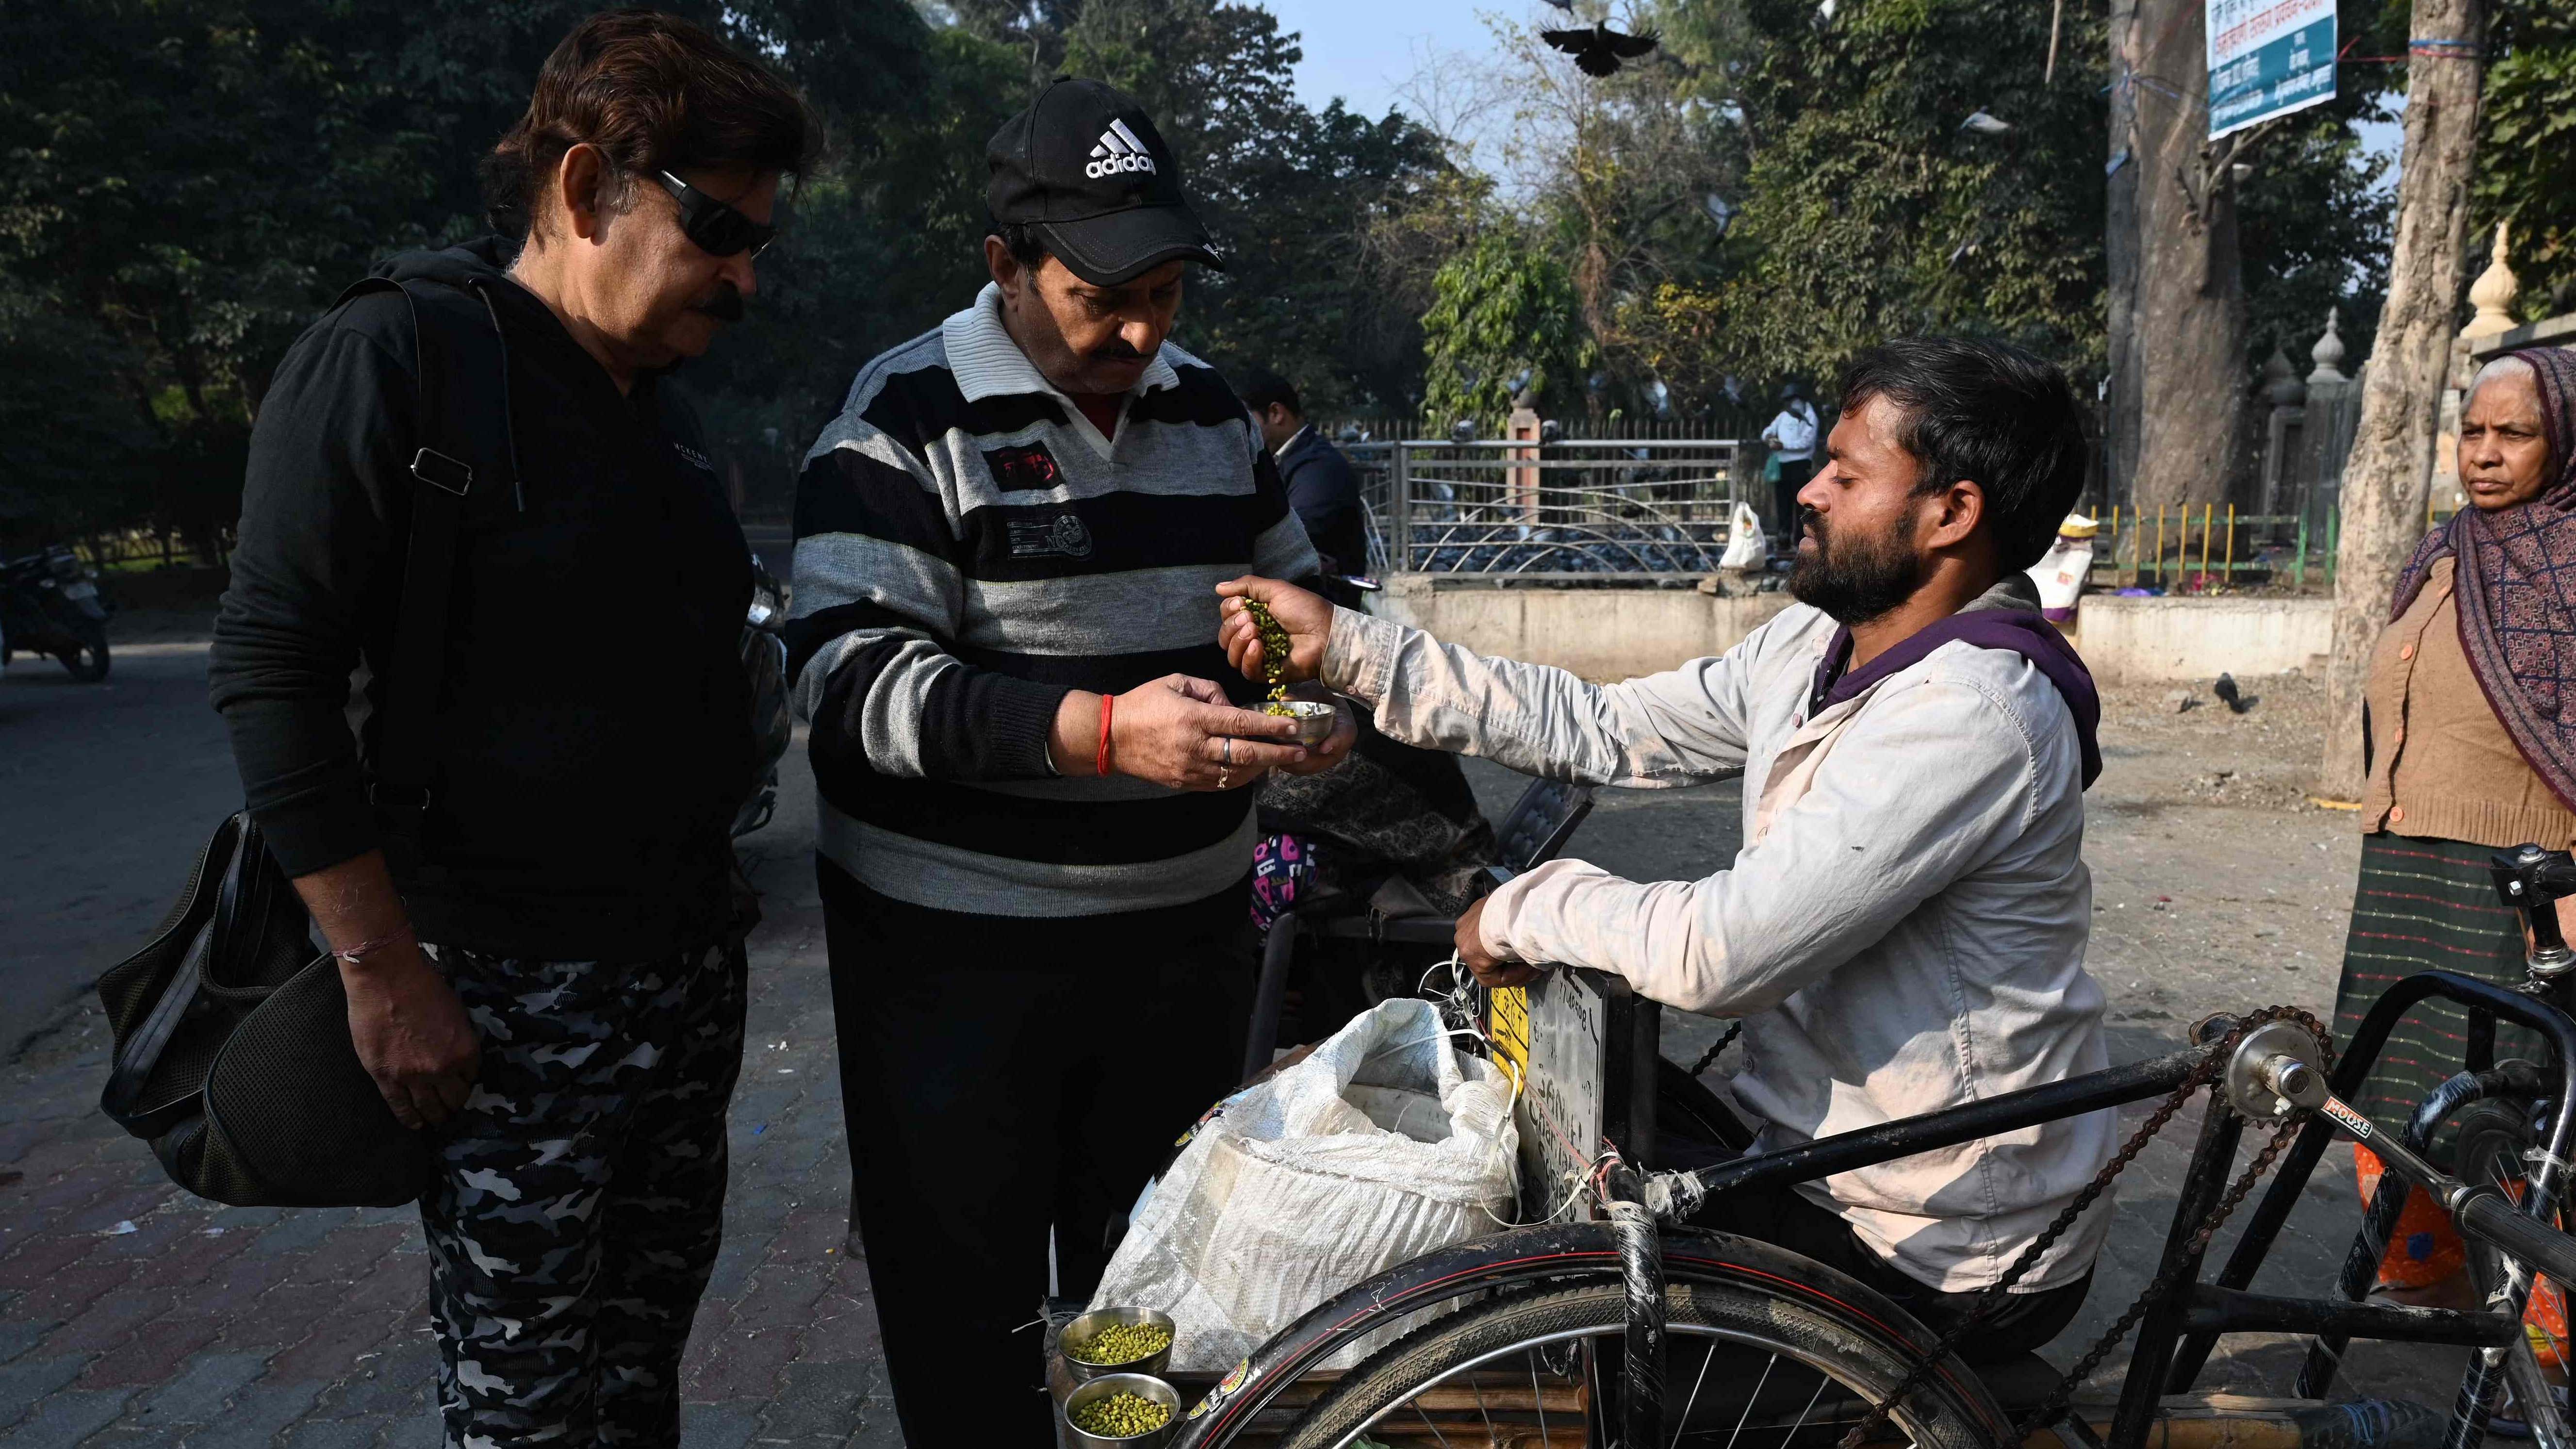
[[1764, 402, 1819, 459], [1322, 592, 2113, 1293]]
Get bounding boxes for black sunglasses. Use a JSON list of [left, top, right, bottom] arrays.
[[654, 170, 776, 259]]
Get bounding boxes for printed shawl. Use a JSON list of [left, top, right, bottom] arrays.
[[2392, 346, 2576, 813]]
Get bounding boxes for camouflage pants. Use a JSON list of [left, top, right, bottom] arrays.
[[416, 940, 748, 1449]]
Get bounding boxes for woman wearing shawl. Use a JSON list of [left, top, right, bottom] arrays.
[[2330, 348, 2576, 1350]]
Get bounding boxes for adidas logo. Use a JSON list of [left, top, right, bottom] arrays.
[[1086, 120, 1158, 180]]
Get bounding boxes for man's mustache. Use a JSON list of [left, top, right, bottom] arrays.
[[1090, 338, 1147, 362], [691, 283, 744, 323]]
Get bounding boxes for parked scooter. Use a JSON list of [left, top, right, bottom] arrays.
[[0, 544, 111, 681], [732, 564, 791, 838]]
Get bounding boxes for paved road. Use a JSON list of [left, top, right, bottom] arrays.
[[0, 641, 243, 1057], [0, 661, 2453, 1446]]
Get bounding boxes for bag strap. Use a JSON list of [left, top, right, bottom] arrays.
[[331, 276, 518, 853]]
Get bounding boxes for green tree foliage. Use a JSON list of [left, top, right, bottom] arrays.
[[1418, 230, 1596, 423], [2474, 0, 2576, 320], [1686, 0, 2112, 388]]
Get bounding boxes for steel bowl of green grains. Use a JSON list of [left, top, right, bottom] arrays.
[[1060, 1372, 1181, 1448], [1264, 698, 1337, 747], [1058, 1306, 1176, 1383]]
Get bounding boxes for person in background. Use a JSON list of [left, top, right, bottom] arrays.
[[2330, 348, 2576, 1362], [781, 78, 1346, 1447], [207, 13, 813, 1444], [1241, 367, 1369, 582], [1763, 381, 1821, 547]]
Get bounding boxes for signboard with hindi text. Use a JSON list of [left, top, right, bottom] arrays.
[[2206, 0, 2337, 139]]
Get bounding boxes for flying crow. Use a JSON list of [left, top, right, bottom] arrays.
[[1542, 21, 1660, 76]]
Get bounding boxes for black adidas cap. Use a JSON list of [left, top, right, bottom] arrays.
[[987, 78, 1224, 287]]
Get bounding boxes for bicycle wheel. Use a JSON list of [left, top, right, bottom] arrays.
[[1272, 1277, 2006, 1449], [2454, 1098, 2574, 1442]]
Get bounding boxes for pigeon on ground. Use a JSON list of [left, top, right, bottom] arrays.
[[1542, 21, 1661, 76]]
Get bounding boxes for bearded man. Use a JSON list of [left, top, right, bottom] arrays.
[[1221, 336, 2111, 1361]]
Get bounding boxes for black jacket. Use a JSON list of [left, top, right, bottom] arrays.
[[209, 239, 754, 958], [1275, 427, 1367, 577]]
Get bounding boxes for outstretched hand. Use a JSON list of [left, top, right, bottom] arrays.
[[1216, 576, 1333, 687]]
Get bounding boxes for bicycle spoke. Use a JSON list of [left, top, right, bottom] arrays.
[[1778, 1374, 1833, 1449], [1408, 1399, 1455, 1448], [1530, 1348, 1549, 1446], [1671, 1338, 1718, 1449], [1726, 1352, 1781, 1449]]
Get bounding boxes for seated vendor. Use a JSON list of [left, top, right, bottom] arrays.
[[1216, 336, 2110, 1360]]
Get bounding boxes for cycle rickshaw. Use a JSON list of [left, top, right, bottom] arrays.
[[1097, 843, 2576, 1449]]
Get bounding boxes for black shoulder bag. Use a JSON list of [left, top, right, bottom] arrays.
[[94, 276, 515, 1208]]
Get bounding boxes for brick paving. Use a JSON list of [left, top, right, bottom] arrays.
[[0, 819, 894, 1449]]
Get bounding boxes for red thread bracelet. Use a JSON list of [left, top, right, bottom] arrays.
[[1095, 692, 1116, 778]]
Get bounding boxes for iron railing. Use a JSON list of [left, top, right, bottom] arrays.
[[1339, 436, 1751, 580]]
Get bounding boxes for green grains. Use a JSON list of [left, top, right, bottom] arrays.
[[1066, 1320, 1172, 1367], [1068, 1390, 1172, 1438], [1242, 598, 1293, 715]]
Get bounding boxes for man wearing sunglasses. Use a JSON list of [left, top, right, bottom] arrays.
[[209, 14, 814, 1447]]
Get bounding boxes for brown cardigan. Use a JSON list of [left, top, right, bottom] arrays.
[[2362, 556, 2576, 849]]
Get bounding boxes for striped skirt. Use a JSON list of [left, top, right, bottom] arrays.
[[2330, 833, 2535, 1156]]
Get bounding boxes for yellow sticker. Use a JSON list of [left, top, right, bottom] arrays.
[[1490, 985, 1530, 1096]]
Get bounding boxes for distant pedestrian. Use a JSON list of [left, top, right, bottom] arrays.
[[782, 78, 1347, 1447], [207, 13, 814, 1446], [1240, 367, 1370, 581], [1763, 381, 1821, 545], [2330, 347, 2576, 1348]]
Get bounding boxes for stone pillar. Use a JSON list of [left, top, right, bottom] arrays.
[[2257, 345, 2307, 528], [2297, 307, 2354, 534], [2432, 223, 2521, 515], [1505, 389, 1543, 527]]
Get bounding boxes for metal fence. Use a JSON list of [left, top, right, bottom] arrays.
[[1335, 436, 1751, 579]]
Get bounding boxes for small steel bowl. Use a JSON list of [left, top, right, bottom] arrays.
[[1264, 699, 1338, 747], [1060, 1371, 1181, 1448], [1058, 1306, 1176, 1383]]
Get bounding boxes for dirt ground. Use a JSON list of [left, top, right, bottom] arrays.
[[1464, 667, 2483, 1410]]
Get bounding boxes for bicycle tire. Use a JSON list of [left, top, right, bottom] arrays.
[[1271, 1277, 2006, 1449]]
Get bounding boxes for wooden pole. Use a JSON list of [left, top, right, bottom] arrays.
[[2322, 0, 2489, 796], [2155, 504, 2166, 589], [2225, 503, 2235, 581], [2200, 502, 2214, 589]]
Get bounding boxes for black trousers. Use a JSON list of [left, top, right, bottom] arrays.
[[1688, 1178, 2091, 1363], [821, 867, 1252, 1448]]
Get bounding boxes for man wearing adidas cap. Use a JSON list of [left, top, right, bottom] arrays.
[[784, 78, 1344, 1443]]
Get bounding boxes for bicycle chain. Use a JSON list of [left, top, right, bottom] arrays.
[[1827, 1006, 2334, 1449]]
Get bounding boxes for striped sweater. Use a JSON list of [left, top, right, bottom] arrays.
[[785, 283, 1319, 918]]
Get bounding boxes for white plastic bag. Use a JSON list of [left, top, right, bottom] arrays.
[[1719, 501, 1769, 573], [1089, 998, 1518, 1372], [2026, 513, 2097, 621]]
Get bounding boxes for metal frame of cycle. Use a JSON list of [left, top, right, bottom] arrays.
[[1170, 848, 2576, 1449]]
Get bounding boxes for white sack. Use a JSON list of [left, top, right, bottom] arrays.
[[1089, 998, 1518, 1372], [2027, 534, 2093, 621], [1719, 501, 1769, 573]]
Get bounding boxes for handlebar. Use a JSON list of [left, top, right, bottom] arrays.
[[2456, 1188, 2576, 1285]]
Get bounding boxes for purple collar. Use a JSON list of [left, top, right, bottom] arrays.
[[1808, 608, 2101, 788]]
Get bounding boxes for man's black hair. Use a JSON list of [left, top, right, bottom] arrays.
[[1237, 368, 1302, 418], [1837, 337, 2087, 574], [988, 219, 1049, 271]]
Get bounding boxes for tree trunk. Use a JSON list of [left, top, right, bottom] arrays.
[[2128, 0, 2249, 521], [2105, 0, 2143, 534], [2319, 0, 2486, 798]]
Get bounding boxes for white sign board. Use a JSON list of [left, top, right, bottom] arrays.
[[2206, 0, 2337, 139]]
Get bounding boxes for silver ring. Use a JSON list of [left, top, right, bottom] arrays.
[[1223, 737, 1234, 767]]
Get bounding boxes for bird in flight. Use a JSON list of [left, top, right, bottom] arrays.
[[1541, 20, 1661, 76]]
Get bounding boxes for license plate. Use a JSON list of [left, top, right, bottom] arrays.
[[63, 580, 97, 600], [1487, 969, 1654, 1222]]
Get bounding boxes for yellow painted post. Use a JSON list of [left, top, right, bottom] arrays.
[[2225, 503, 2235, 582], [2199, 503, 2213, 591], [2155, 505, 2166, 589], [2110, 505, 2122, 584]]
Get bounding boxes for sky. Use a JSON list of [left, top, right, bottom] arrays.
[[1261, 0, 1514, 121], [1255, 0, 2403, 185]]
